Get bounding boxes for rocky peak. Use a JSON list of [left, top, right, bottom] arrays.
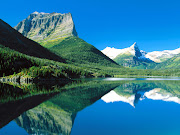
[[14, 12, 78, 43], [129, 42, 142, 57], [102, 42, 144, 59]]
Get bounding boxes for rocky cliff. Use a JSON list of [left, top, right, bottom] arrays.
[[14, 12, 78, 43]]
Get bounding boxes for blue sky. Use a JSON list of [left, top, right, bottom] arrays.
[[1, 0, 180, 52]]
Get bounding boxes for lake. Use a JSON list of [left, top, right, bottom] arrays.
[[0, 78, 180, 135]]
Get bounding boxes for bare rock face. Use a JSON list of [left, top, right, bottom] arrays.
[[14, 12, 78, 43]]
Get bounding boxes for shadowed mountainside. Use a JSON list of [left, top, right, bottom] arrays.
[[0, 19, 65, 63]]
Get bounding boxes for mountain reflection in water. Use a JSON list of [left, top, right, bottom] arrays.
[[0, 79, 180, 135]]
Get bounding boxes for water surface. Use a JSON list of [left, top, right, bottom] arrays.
[[0, 78, 180, 135]]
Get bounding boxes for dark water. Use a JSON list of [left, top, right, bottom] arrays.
[[0, 78, 180, 135]]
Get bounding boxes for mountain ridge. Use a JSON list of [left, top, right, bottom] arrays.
[[146, 48, 180, 63], [102, 43, 180, 63], [102, 43, 180, 69]]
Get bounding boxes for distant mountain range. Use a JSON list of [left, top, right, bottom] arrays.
[[146, 48, 180, 63], [102, 43, 180, 69]]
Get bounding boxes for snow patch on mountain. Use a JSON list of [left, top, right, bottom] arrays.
[[102, 42, 152, 62], [146, 48, 180, 63], [102, 43, 180, 63], [102, 42, 140, 59]]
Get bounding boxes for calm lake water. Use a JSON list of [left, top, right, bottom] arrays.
[[0, 78, 180, 135]]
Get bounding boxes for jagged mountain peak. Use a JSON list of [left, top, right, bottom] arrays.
[[102, 42, 143, 59], [14, 11, 78, 43], [129, 42, 142, 57], [101, 43, 154, 68]]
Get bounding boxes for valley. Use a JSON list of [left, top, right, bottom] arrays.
[[0, 11, 179, 81]]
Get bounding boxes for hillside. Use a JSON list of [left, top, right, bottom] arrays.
[[0, 19, 65, 62], [49, 37, 119, 67]]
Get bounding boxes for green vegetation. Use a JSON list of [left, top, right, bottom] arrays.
[[49, 37, 119, 67], [0, 45, 93, 79], [40, 37, 67, 48], [28, 80, 124, 113]]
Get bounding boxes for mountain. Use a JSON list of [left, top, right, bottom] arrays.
[[102, 42, 142, 59], [155, 54, 180, 69], [102, 42, 155, 69], [15, 12, 119, 67], [0, 19, 93, 78], [15, 12, 78, 48], [0, 19, 65, 62], [145, 48, 180, 63]]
